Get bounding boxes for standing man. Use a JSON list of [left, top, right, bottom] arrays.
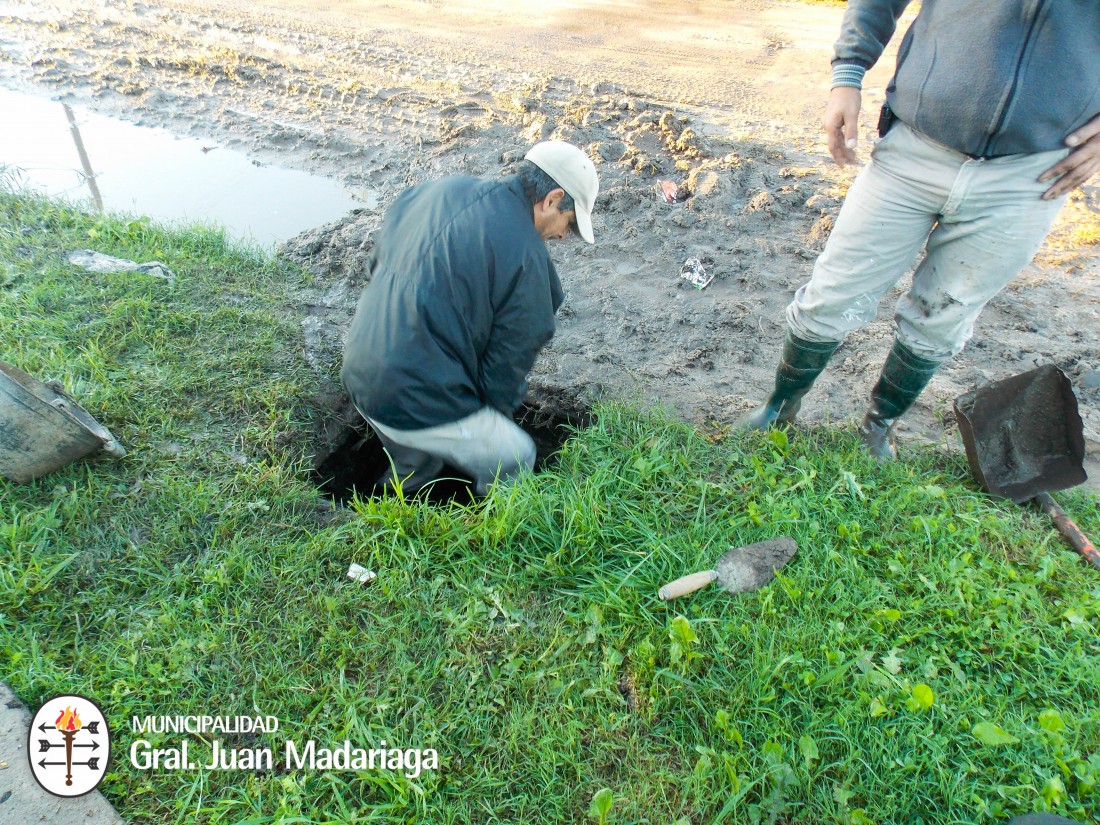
[[743, 0, 1100, 459], [341, 140, 599, 494]]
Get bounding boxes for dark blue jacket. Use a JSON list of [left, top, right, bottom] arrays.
[[834, 0, 1100, 157], [341, 174, 563, 431]]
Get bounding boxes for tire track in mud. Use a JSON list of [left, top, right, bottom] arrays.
[[149, 0, 827, 132]]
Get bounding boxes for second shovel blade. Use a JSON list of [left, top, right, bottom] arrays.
[[714, 537, 798, 593]]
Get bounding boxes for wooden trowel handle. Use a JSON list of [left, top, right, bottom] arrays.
[[1035, 492, 1100, 572], [659, 570, 718, 601]]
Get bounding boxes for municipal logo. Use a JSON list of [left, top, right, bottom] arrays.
[[28, 694, 111, 797]]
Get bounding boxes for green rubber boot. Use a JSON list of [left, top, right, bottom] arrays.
[[741, 332, 841, 430], [860, 339, 942, 461]]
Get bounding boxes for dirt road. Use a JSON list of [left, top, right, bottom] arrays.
[[2, 0, 1098, 482], [164, 0, 854, 132]]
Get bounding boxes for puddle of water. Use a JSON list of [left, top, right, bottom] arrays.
[[0, 87, 375, 246]]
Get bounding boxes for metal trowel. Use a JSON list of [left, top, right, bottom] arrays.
[[658, 537, 798, 600]]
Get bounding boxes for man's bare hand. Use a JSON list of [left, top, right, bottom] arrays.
[[824, 86, 862, 165], [1039, 113, 1100, 200]]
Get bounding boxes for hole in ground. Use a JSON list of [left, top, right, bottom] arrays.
[[312, 403, 589, 506]]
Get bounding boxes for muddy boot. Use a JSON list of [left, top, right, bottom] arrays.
[[740, 332, 841, 430], [860, 339, 942, 461]]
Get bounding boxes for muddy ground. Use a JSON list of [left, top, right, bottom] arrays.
[[2, 0, 1098, 486]]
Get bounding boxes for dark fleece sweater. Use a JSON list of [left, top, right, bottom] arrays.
[[833, 0, 1100, 157], [341, 174, 564, 431]]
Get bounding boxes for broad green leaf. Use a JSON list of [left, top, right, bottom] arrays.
[[588, 787, 614, 820], [694, 750, 712, 778], [1038, 709, 1065, 733], [841, 470, 865, 501], [971, 722, 1019, 746], [767, 428, 789, 451], [908, 683, 934, 711], [1063, 608, 1086, 625], [762, 740, 785, 767], [798, 734, 819, 764], [881, 648, 903, 675], [670, 615, 697, 645], [833, 786, 855, 807], [1041, 776, 1066, 806]]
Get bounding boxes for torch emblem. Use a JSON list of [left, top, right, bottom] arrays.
[[28, 694, 111, 797]]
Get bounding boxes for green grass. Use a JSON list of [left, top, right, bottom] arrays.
[[1, 190, 1098, 825]]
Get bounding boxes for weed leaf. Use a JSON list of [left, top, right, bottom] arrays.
[[971, 722, 1018, 747], [798, 734, 819, 765], [589, 787, 614, 823], [906, 683, 934, 711], [1038, 709, 1065, 733]]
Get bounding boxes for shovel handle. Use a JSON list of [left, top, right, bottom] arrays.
[[658, 570, 718, 601], [1035, 492, 1100, 572]]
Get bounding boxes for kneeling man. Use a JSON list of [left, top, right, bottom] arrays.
[[341, 140, 599, 495]]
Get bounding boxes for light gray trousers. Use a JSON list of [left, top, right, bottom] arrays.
[[365, 406, 536, 496], [788, 121, 1069, 359]]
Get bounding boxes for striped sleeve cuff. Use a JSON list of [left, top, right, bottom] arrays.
[[831, 63, 866, 89]]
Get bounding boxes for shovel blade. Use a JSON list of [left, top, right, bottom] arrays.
[[715, 537, 798, 593], [954, 365, 1087, 504]]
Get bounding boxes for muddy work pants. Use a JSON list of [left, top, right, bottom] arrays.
[[787, 121, 1069, 359], [363, 406, 536, 496]]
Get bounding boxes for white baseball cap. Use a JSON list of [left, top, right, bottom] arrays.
[[524, 140, 599, 243]]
